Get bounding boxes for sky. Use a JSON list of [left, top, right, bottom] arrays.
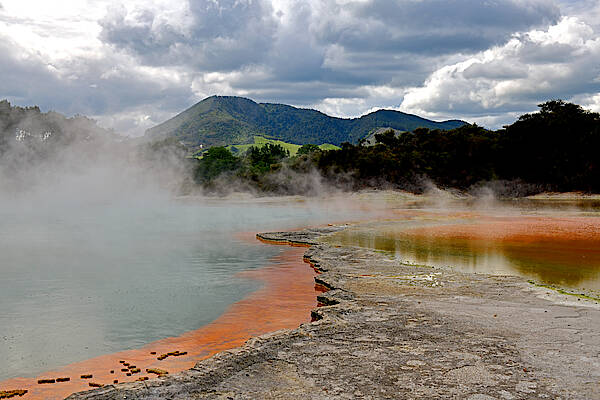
[[1, 0, 599, 136]]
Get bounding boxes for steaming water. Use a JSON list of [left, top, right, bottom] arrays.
[[3, 192, 600, 382], [0, 196, 360, 381], [324, 200, 600, 296]]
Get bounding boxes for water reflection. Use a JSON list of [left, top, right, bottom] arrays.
[[324, 210, 600, 293]]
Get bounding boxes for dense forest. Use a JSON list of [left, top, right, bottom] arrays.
[[193, 101, 600, 195]]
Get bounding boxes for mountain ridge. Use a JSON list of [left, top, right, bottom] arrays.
[[146, 95, 467, 147]]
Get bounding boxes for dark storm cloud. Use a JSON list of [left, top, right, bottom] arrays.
[[0, 38, 69, 109], [99, 0, 560, 85], [279, 0, 558, 91], [100, 8, 187, 62], [100, 0, 278, 71], [0, 34, 193, 121], [315, 0, 559, 57], [81, 0, 565, 119], [3, 0, 595, 134]]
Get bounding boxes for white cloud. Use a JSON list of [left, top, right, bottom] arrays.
[[571, 93, 600, 113], [400, 16, 600, 126], [94, 107, 173, 137], [586, 94, 600, 113], [313, 97, 370, 118], [0, 0, 596, 135], [556, 0, 600, 28]]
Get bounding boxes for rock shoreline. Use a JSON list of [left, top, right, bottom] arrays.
[[68, 226, 600, 399]]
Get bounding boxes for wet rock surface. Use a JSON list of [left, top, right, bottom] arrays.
[[68, 227, 600, 400]]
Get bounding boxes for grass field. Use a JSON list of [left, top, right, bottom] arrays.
[[226, 136, 339, 156]]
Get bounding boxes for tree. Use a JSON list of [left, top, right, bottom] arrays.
[[374, 129, 399, 147], [194, 146, 240, 182], [246, 143, 290, 174], [297, 143, 320, 156], [499, 100, 600, 190]]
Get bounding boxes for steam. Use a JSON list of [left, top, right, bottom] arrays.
[[261, 165, 345, 197], [0, 101, 560, 210], [0, 119, 193, 211]]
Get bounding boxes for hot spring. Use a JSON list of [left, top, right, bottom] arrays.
[[0, 195, 369, 384], [2, 190, 600, 399]]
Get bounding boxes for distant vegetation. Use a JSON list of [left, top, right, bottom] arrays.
[[0, 100, 192, 193], [192, 100, 600, 195], [0, 99, 115, 156], [224, 136, 339, 157], [0, 99, 120, 178], [145, 95, 466, 149], [2, 98, 598, 196]]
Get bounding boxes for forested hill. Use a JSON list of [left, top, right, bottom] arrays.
[[0, 99, 116, 155], [145, 95, 466, 147], [193, 100, 600, 194]]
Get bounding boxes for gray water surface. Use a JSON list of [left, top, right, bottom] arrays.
[[0, 196, 358, 381]]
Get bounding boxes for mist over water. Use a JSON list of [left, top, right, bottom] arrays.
[[0, 137, 374, 381], [2, 125, 599, 383], [0, 186, 371, 381]]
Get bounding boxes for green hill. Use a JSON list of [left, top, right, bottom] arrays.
[[146, 96, 466, 148], [225, 136, 339, 157]]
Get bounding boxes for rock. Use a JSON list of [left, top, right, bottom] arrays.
[[0, 390, 27, 399], [468, 395, 497, 400], [146, 368, 168, 376], [515, 381, 537, 393], [406, 360, 426, 367]]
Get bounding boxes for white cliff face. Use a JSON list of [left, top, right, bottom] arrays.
[[15, 128, 31, 141], [15, 128, 53, 142]]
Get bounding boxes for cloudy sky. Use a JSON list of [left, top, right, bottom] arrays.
[[1, 0, 599, 136]]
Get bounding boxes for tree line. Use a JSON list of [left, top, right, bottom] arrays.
[[193, 100, 600, 195]]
